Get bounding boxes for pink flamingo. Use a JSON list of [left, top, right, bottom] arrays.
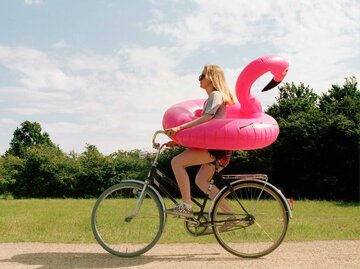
[[162, 55, 289, 150]]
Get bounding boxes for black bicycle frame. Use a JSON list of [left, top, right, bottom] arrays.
[[146, 163, 215, 220]]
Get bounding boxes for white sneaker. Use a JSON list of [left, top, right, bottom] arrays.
[[166, 203, 193, 218]]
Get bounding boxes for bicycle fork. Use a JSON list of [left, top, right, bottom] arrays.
[[124, 180, 151, 222]]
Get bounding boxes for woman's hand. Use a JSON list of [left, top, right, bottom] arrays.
[[164, 140, 179, 148], [165, 126, 181, 137]]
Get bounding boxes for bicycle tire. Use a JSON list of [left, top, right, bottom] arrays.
[[211, 181, 289, 258], [91, 181, 165, 257]]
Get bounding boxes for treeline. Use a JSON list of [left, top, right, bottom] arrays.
[[0, 77, 359, 201], [0, 141, 150, 198]]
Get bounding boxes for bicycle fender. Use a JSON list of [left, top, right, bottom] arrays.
[[120, 179, 167, 221], [209, 179, 292, 219]]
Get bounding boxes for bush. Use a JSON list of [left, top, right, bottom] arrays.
[[9, 145, 78, 198]]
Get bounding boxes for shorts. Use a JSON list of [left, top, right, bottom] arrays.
[[208, 149, 232, 167]]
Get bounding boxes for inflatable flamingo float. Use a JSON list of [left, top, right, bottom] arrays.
[[162, 55, 289, 150]]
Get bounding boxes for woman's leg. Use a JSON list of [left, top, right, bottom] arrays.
[[195, 164, 232, 213], [195, 164, 218, 199], [171, 148, 214, 205]]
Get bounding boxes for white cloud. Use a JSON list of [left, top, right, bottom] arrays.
[[117, 46, 181, 75], [148, 0, 360, 92], [52, 40, 71, 49], [148, 0, 275, 49], [0, 46, 83, 91], [66, 52, 120, 73], [269, 0, 360, 90], [0, 45, 202, 153], [24, 0, 44, 5]]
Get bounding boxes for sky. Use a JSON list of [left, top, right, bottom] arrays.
[[0, 0, 359, 154]]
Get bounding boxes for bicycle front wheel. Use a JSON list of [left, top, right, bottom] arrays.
[[211, 181, 289, 258], [91, 181, 165, 257]]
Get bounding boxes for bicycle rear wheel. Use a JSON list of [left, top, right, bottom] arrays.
[[91, 181, 165, 257], [211, 181, 289, 258]]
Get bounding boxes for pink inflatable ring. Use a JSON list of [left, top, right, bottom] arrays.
[[162, 55, 289, 150]]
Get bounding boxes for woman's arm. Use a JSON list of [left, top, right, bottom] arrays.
[[165, 114, 213, 136]]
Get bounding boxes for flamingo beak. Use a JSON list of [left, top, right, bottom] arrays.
[[262, 79, 281, 92]]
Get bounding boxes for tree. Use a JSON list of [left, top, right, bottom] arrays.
[[75, 145, 116, 197], [316, 77, 359, 200], [6, 121, 55, 157], [267, 82, 318, 119], [266, 78, 359, 201], [0, 155, 24, 196], [319, 76, 360, 119], [111, 150, 151, 184], [9, 144, 78, 198]]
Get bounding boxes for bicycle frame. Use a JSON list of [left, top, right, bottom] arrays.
[[126, 130, 226, 223], [146, 158, 215, 222], [123, 150, 210, 223]]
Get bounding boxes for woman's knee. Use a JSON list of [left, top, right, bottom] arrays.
[[194, 175, 202, 187], [171, 155, 184, 169], [195, 167, 212, 189]]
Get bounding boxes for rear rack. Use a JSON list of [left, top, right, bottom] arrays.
[[222, 174, 268, 182]]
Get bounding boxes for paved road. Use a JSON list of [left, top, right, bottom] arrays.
[[0, 241, 359, 269]]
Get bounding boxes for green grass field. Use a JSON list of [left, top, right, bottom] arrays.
[[0, 199, 359, 243]]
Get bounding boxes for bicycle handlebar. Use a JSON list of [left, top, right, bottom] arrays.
[[152, 130, 166, 149]]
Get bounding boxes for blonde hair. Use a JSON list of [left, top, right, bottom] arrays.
[[205, 64, 235, 105]]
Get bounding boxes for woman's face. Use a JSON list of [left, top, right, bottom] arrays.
[[199, 67, 212, 90]]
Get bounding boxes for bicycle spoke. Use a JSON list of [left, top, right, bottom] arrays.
[[254, 221, 274, 241]]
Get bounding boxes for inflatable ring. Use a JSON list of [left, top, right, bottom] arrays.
[[162, 55, 289, 150]]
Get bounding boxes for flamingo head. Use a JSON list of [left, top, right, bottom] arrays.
[[262, 61, 289, 92]]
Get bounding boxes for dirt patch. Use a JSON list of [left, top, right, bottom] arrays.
[[0, 241, 359, 269]]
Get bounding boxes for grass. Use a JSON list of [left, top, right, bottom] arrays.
[[0, 199, 359, 243], [286, 200, 360, 241], [0, 199, 93, 243]]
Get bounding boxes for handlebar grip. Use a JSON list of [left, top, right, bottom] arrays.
[[152, 130, 166, 149]]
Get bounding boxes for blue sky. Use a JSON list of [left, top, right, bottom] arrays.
[[0, 0, 359, 154]]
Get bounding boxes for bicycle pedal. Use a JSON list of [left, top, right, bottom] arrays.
[[173, 215, 188, 219]]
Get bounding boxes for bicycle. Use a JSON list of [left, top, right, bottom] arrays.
[[91, 130, 292, 258]]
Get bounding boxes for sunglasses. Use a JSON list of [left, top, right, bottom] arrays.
[[199, 73, 206, 81]]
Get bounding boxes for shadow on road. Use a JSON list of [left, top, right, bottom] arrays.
[[1, 251, 241, 269]]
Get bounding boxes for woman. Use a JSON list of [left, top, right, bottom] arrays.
[[165, 64, 235, 217]]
